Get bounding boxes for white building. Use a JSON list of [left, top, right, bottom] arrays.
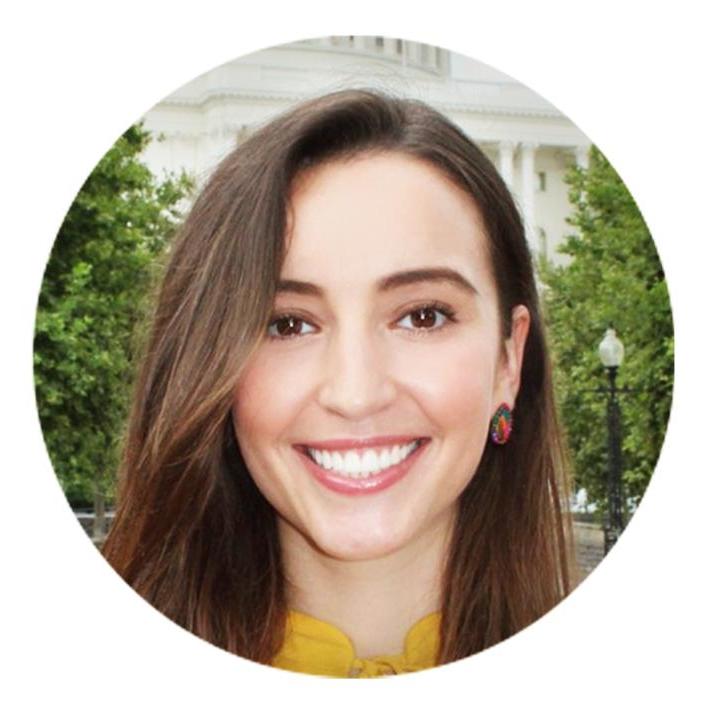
[[141, 36, 591, 263]]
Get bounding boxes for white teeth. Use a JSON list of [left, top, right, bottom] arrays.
[[306, 441, 420, 478], [344, 451, 359, 476], [393, 446, 406, 465], [362, 449, 379, 474]]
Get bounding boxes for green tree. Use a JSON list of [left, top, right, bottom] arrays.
[[34, 124, 192, 522], [541, 146, 673, 515]]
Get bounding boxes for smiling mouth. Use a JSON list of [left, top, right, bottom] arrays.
[[301, 439, 426, 479]]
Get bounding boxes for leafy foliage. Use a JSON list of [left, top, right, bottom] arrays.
[[540, 147, 673, 515], [34, 125, 192, 507]]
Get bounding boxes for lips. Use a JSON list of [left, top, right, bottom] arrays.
[[293, 436, 430, 495]]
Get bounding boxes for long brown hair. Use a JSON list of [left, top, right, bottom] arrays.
[[102, 89, 574, 665]]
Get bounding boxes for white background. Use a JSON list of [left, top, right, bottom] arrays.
[[2, 1, 708, 707]]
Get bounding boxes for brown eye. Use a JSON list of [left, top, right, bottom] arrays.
[[398, 306, 450, 330], [412, 308, 438, 328], [267, 316, 316, 338]]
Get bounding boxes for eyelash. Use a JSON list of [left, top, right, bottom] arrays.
[[266, 302, 457, 340], [395, 301, 457, 333]]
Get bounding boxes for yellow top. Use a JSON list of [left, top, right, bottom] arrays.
[[272, 610, 441, 678]]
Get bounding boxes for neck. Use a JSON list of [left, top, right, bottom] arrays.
[[279, 512, 453, 658]]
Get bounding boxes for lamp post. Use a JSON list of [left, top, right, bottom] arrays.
[[598, 328, 626, 553]]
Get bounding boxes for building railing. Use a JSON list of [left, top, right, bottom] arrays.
[[295, 36, 446, 75]]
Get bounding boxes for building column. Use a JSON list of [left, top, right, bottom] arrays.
[[498, 141, 516, 188], [521, 142, 539, 252], [383, 37, 398, 56], [402, 40, 419, 66], [575, 145, 590, 170], [353, 35, 367, 51]]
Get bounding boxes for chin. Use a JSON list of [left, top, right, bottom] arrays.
[[306, 521, 415, 562]]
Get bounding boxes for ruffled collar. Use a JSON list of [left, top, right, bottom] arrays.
[[272, 610, 441, 678]]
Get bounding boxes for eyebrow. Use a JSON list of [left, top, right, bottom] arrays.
[[276, 267, 478, 297]]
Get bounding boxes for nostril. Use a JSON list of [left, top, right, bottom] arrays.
[[317, 374, 398, 419]]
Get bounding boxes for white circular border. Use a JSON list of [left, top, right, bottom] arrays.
[[3, 1, 708, 707]]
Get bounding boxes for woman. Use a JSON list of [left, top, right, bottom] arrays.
[[102, 89, 574, 677]]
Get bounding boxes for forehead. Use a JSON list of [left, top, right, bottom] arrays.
[[284, 152, 492, 291]]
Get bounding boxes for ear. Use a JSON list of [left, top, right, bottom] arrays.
[[494, 305, 530, 410]]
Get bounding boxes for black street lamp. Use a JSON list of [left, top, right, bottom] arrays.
[[598, 327, 626, 553]]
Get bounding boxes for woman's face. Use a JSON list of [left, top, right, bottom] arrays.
[[232, 152, 529, 562]]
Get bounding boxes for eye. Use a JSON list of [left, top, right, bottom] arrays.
[[396, 304, 455, 331], [267, 315, 317, 339]]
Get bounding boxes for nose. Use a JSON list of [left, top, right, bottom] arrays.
[[316, 326, 397, 420]]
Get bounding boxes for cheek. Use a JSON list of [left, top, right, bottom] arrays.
[[231, 351, 312, 509], [232, 348, 312, 441], [391, 337, 500, 428]]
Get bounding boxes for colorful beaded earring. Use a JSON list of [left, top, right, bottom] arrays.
[[490, 403, 513, 445]]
